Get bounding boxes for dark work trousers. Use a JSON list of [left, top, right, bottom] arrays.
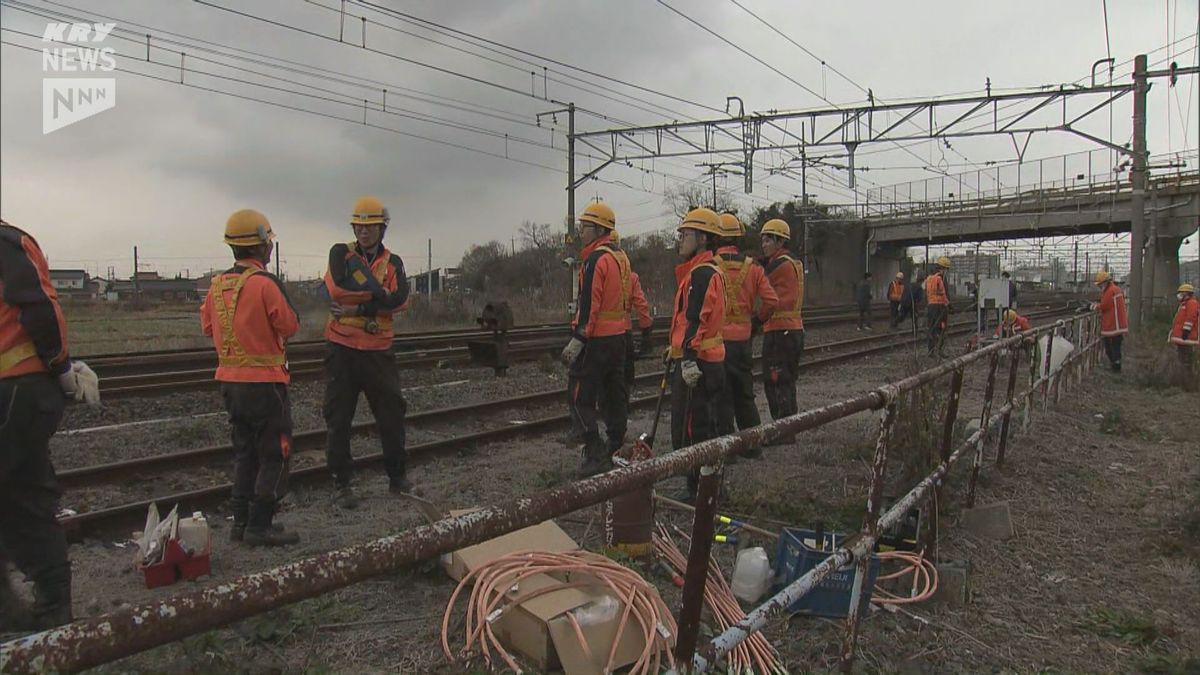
[[857, 303, 872, 329], [716, 339, 760, 435], [0, 374, 70, 611], [596, 331, 638, 425], [897, 302, 914, 330], [1102, 335, 1124, 371], [1178, 345, 1195, 368], [926, 305, 949, 354], [762, 330, 804, 422], [221, 382, 292, 505], [889, 301, 901, 328], [670, 360, 727, 494], [323, 342, 408, 484], [568, 335, 627, 453]]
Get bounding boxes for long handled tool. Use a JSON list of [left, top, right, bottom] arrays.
[[621, 360, 674, 462]]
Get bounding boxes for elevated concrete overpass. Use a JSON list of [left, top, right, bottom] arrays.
[[863, 172, 1200, 296]]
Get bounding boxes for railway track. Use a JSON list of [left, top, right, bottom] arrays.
[[89, 302, 898, 397], [58, 302, 1078, 539]]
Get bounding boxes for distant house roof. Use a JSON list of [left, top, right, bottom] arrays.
[[49, 269, 88, 280]]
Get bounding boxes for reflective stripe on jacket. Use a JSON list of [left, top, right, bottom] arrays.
[[1098, 282, 1128, 337], [571, 235, 631, 339], [200, 259, 299, 383], [669, 250, 726, 362], [0, 222, 69, 379], [1169, 296, 1200, 346], [925, 273, 948, 306], [763, 251, 804, 332], [715, 245, 777, 342], [323, 241, 409, 351]]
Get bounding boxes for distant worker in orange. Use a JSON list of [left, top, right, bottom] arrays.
[[925, 257, 952, 357], [759, 218, 805, 443], [887, 272, 906, 329], [668, 208, 728, 502], [714, 212, 777, 455], [611, 229, 652, 401], [1168, 283, 1199, 366], [201, 209, 300, 546], [1091, 270, 1128, 372], [323, 196, 412, 508], [561, 201, 632, 477], [1, 219, 99, 632], [994, 309, 1031, 338]]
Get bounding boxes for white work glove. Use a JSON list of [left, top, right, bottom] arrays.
[[560, 337, 584, 364], [58, 360, 101, 405], [680, 359, 701, 388]]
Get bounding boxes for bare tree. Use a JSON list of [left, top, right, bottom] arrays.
[[663, 182, 741, 220], [518, 221, 555, 249]]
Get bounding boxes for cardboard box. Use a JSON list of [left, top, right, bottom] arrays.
[[441, 510, 578, 582], [491, 572, 651, 675]]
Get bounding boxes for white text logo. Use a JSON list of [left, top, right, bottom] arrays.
[[42, 22, 117, 134]]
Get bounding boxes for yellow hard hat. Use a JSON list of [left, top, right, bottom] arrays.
[[1003, 309, 1018, 323], [1179, 283, 1195, 294], [224, 209, 275, 247], [678, 207, 722, 236], [895, 271, 905, 279], [579, 201, 616, 230], [351, 196, 389, 226], [935, 256, 952, 269], [760, 218, 791, 241], [1094, 270, 1112, 285], [717, 212, 745, 238]]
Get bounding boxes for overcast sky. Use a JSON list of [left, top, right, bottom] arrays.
[[1, 0, 1197, 280]]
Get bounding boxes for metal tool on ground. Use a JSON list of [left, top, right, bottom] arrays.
[[653, 494, 779, 541], [601, 363, 674, 559]]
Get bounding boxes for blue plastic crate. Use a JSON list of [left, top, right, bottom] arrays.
[[771, 528, 881, 619]]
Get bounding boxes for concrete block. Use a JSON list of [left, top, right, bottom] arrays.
[[931, 560, 971, 607], [959, 500, 1015, 541]]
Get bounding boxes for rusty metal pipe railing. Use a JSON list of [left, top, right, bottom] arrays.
[[694, 313, 1102, 672]]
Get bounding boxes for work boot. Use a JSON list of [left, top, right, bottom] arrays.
[[333, 483, 360, 510], [0, 573, 34, 633], [228, 497, 250, 543], [244, 501, 299, 547], [389, 476, 417, 495], [29, 569, 72, 631], [576, 434, 613, 478]]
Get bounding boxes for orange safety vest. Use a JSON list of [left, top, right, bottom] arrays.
[[668, 250, 726, 362], [571, 236, 632, 339], [324, 242, 406, 351], [925, 273, 948, 306], [0, 223, 69, 379], [624, 270, 653, 331], [887, 280, 905, 302], [1169, 296, 1199, 346], [1097, 282, 1128, 337], [763, 251, 804, 332], [201, 261, 298, 383], [715, 246, 777, 342]]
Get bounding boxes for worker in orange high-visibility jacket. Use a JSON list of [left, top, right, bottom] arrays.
[[668, 208, 728, 502], [1169, 283, 1199, 366], [562, 201, 632, 477], [714, 212, 777, 456], [887, 272, 906, 329], [0, 220, 99, 633], [1091, 270, 1128, 372], [994, 309, 1032, 338], [759, 218, 805, 444], [200, 209, 300, 547], [614, 230, 652, 401], [924, 257, 952, 357], [323, 196, 412, 509]]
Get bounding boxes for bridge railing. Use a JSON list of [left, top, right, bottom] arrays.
[[861, 147, 1199, 221], [0, 309, 1108, 674]]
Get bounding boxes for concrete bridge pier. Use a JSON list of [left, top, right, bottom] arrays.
[[1148, 234, 1183, 313]]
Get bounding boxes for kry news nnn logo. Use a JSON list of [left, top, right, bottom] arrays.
[[42, 22, 117, 134]]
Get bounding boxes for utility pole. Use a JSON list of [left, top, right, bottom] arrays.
[[800, 142, 808, 269], [132, 245, 140, 307], [427, 238, 433, 295], [1073, 241, 1079, 292], [1128, 54, 1148, 330], [536, 102, 577, 315]]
